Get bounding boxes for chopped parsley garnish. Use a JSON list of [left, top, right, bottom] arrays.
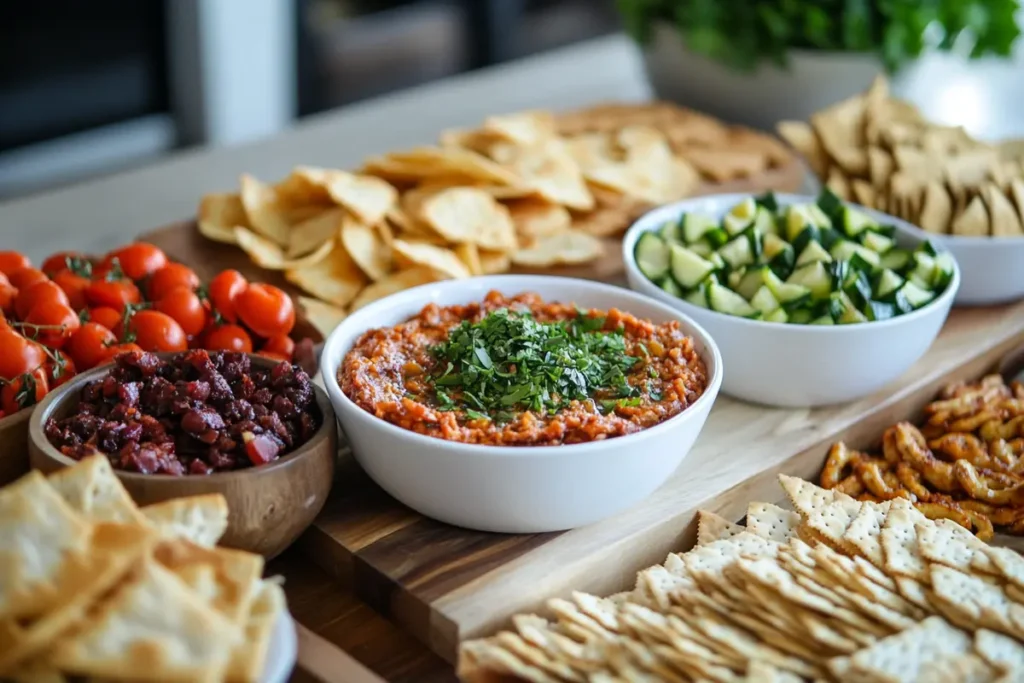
[[427, 308, 640, 418]]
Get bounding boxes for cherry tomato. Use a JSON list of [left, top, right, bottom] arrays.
[[0, 274, 16, 316], [8, 268, 48, 291], [85, 279, 141, 312], [104, 243, 167, 281], [65, 322, 116, 371], [147, 263, 199, 301], [0, 252, 31, 276], [0, 328, 47, 381], [235, 284, 295, 338], [204, 324, 253, 353], [24, 301, 80, 349], [88, 306, 122, 331], [51, 269, 90, 311], [154, 286, 206, 337], [125, 310, 187, 352], [208, 270, 248, 323], [46, 350, 76, 388], [260, 334, 294, 359], [41, 251, 87, 277], [97, 342, 143, 366], [1, 366, 48, 415], [15, 280, 70, 320]]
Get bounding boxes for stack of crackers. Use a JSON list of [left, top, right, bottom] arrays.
[[458, 475, 1024, 682], [0, 456, 285, 682], [197, 103, 795, 336], [779, 77, 1024, 238]]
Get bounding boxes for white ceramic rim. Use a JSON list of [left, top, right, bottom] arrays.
[[321, 275, 724, 458], [885, 214, 1024, 245], [622, 192, 962, 334], [262, 611, 297, 683]]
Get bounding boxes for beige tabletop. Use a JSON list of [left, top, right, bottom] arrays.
[[0, 35, 650, 264]]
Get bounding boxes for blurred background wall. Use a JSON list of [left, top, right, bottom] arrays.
[[0, 0, 621, 200]]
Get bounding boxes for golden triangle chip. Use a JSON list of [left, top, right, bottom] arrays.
[[141, 494, 229, 548]]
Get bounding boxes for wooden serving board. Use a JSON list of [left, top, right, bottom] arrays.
[[297, 300, 1024, 663]]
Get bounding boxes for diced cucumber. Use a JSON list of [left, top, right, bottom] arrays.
[[659, 220, 683, 244], [749, 286, 780, 315], [848, 252, 878, 275], [818, 227, 844, 250], [829, 291, 868, 324], [756, 191, 779, 211], [830, 240, 881, 269], [816, 188, 844, 221], [880, 248, 911, 272], [769, 280, 812, 309], [635, 232, 670, 281], [874, 269, 905, 299], [917, 240, 940, 257], [707, 282, 757, 317], [763, 233, 789, 260], [789, 308, 814, 324], [718, 235, 756, 269], [791, 226, 821, 255], [933, 252, 955, 291], [865, 300, 896, 321], [787, 261, 833, 300], [764, 308, 789, 323], [736, 266, 774, 301], [810, 315, 835, 326], [785, 205, 816, 242], [682, 213, 719, 244], [727, 268, 745, 291], [795, 241, 833, 267], [669, 244, 716, 289], [841, 206, 877, 239], [707, 252, 726, 270], [808, 204, 833, 230], [753, 206, 777, 236], [689, 240, 714, 258], [724, 197, 757, 235], [742, 224, 764, 261], [902, 281, 935, 309], [909, 252, 936, 286], [840, 267, 873, 307], [684, 285, 708, 308], [862, 231, 894, 254], [704, 228, 730, 248], [660, 277, 683, 298]]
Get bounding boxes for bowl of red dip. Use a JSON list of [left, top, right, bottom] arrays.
[[28, 349, 337, 557], [321, 275, 723, 533]]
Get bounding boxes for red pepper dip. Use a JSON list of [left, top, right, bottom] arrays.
[[340, 291, 708, 446], [44, 350, 320, 475]]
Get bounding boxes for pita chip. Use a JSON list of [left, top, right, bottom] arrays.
[[951, 195, 991, 237], [982, 183, 1024, 237]]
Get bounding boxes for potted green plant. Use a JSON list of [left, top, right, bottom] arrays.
[[619, 0, 1021, 130]]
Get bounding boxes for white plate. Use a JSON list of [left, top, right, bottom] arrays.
[[262, 611, 298, 683]]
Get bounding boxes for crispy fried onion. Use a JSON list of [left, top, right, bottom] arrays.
[[818, 375, 1024, 538]]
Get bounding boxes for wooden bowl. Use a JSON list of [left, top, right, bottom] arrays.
[[28, 353, 338, 559]]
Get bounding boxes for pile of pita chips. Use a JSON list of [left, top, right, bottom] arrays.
[[198, 102, 796, 330], [779, 76, 1024, 239], [458, 476, 1024, 683], [0, 456, 285, 683]]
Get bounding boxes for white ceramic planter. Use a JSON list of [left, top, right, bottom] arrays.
[[641, 23, 883, 130]]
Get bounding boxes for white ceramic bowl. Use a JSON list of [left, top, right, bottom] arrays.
[[893, 229, 1024, 306], [320, 275, 723, 533], [623, 193, 959, 408]]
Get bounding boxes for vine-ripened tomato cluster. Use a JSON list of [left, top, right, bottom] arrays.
[[0, 243, 297, 417]]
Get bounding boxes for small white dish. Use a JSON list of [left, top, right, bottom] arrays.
[[895, 230, 1024, 306], [320, 275, 723, 533], [262, 612, 298, 683], [622, 193, 959, 408]]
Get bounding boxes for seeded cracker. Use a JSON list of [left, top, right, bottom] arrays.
[[841, 616, 971, 682], [931, 564, 1024, 636], [843, 500, 891, 568], [917, 518, 988, 573], [697, 510, 747, 546], [881, 498, 932, 581], [975, 629, 1024, 671], [986, 547, 1024, 590]]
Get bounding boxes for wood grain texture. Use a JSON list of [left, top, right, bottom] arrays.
[[0, 408, 31, 486], [300, 299, 1024, 662], [27, 354, 339, 559]]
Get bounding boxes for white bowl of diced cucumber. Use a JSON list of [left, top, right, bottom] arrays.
[[623, 192, 959, 407]]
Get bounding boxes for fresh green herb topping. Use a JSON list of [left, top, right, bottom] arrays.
[[427, 308, 640, 418]]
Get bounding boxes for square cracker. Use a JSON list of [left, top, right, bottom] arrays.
[[46, 455, 148, 527], [778, 475, 858, 520], [881, 498, 931, 581], [843, 500, 890, 567], [696, 510, 745, 546], [931, 564, 1024, 636], [917, 518, 986, 573], [975, 629, 1024, 671], [53, 558, 241, 683], [0, 471, 91, 621], [141, 494, 229, 548], [846, 616, 971, 683], [746, 502, 800, 544]]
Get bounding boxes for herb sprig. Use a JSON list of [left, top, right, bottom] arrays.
[[428, 308, 641, 419]]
